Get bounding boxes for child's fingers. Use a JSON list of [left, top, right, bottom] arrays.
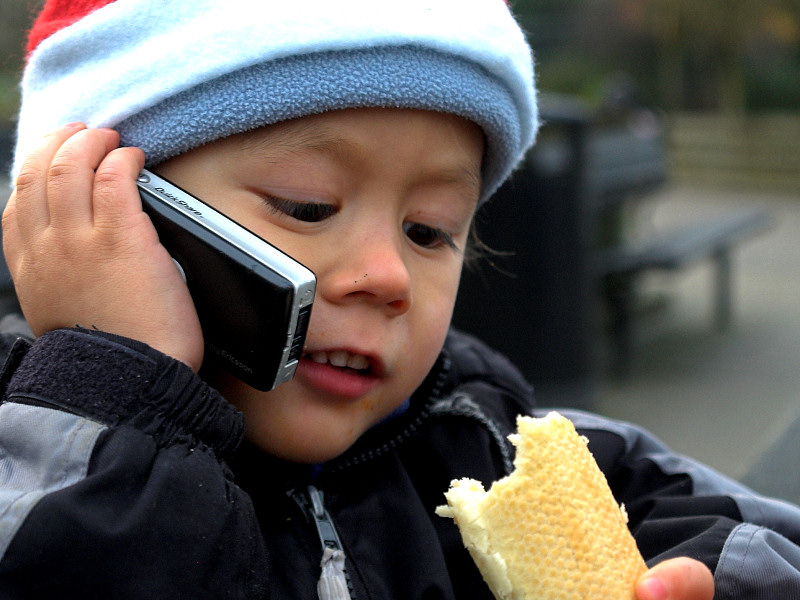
[[5, 125, 203, 366], [2, 190, 22, 271], [91, 146, 147, 229], [46, 127, 121, 230], [636, 557, 714, 600], [10, 122, 87, 235]]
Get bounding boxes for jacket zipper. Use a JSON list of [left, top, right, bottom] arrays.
[[288, 354, 452, 597], [293, 485, 354, 600]]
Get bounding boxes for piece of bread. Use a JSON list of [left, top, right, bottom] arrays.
[[436, 411, 647, 599]]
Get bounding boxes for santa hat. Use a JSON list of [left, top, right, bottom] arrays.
[[15, 0, 538, 202]]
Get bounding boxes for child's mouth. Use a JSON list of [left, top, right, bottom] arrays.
[[306, 350, 372, 374], [298, 350, 382, 398]]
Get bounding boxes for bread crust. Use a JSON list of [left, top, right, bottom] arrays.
[[437, 411, 647, 599]]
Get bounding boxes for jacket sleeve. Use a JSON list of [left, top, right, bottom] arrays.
[[554, 409, 800, 599], [0, 328, 268, 599]]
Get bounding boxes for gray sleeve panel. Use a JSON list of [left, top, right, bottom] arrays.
[[715, 523, 800, 599], [0, 402, 107, 561], [554, 409, 800, 535]]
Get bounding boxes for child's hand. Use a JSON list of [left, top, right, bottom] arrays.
[[636, 557, 714, 600], [3, 124, 204, 371]]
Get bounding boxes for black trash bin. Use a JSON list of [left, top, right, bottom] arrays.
[[451, 96, 600, 409]]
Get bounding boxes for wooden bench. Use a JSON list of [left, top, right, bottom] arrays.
[[573, 116, 774, 375], [596, 207, 773, 374]]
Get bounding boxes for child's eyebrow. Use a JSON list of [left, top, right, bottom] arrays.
[[235, 122, 349, 161], [448, 165, 482, 195], [235, 121, 484, 198], [418, 164, 483, 204]]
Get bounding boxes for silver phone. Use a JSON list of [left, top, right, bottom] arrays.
[[136, 169, 315, 390]]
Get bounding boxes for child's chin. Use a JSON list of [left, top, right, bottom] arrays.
[[249, 415, 370, 465], [265, 438, 357, 466]]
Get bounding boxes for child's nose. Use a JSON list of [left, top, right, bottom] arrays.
[[324, 232, 412, 316]]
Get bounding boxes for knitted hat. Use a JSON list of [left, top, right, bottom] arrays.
[[15, 0, 538, 203]]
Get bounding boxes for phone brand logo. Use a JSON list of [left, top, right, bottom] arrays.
[[213, 345, 255, 374], [155, 187, 203, 217]]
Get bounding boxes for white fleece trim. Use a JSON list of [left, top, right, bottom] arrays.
[[14, 0, 535, 180]]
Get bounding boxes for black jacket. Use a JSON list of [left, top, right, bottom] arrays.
[[0, 325, 799, 598]]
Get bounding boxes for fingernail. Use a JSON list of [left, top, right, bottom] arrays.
[[641, 577, 668, 600], [64, 121, 84, 129]]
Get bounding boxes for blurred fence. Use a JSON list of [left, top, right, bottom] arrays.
[[0, 124, 12, 177], [669, 112, 800, 193]]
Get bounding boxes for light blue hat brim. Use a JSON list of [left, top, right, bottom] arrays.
[[116, 46, 522, 203]]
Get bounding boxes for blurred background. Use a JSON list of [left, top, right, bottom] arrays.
[[1, 1, 799, 498]]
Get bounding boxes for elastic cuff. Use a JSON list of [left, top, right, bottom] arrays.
[[4, 328, 244, 459]]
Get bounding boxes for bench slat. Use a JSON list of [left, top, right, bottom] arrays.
[[597, 207, 772, 276]]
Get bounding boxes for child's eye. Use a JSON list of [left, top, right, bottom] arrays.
[[263, 196, 337, 222], [403, 222, 459, 251]]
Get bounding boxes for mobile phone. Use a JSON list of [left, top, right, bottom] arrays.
[[136, 169, 315, 391]]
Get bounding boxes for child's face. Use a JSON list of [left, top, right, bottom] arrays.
[[157, 108, 484, 463]]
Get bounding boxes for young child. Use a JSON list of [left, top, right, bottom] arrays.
[[0, 1, 797, 598]]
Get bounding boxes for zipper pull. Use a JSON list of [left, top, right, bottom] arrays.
[[306, 486, 352, 600], [308, 486, 344, 551]]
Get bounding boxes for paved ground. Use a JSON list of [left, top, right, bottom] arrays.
[[592, 183, 800, 498], [1, 175, 799, 498]]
